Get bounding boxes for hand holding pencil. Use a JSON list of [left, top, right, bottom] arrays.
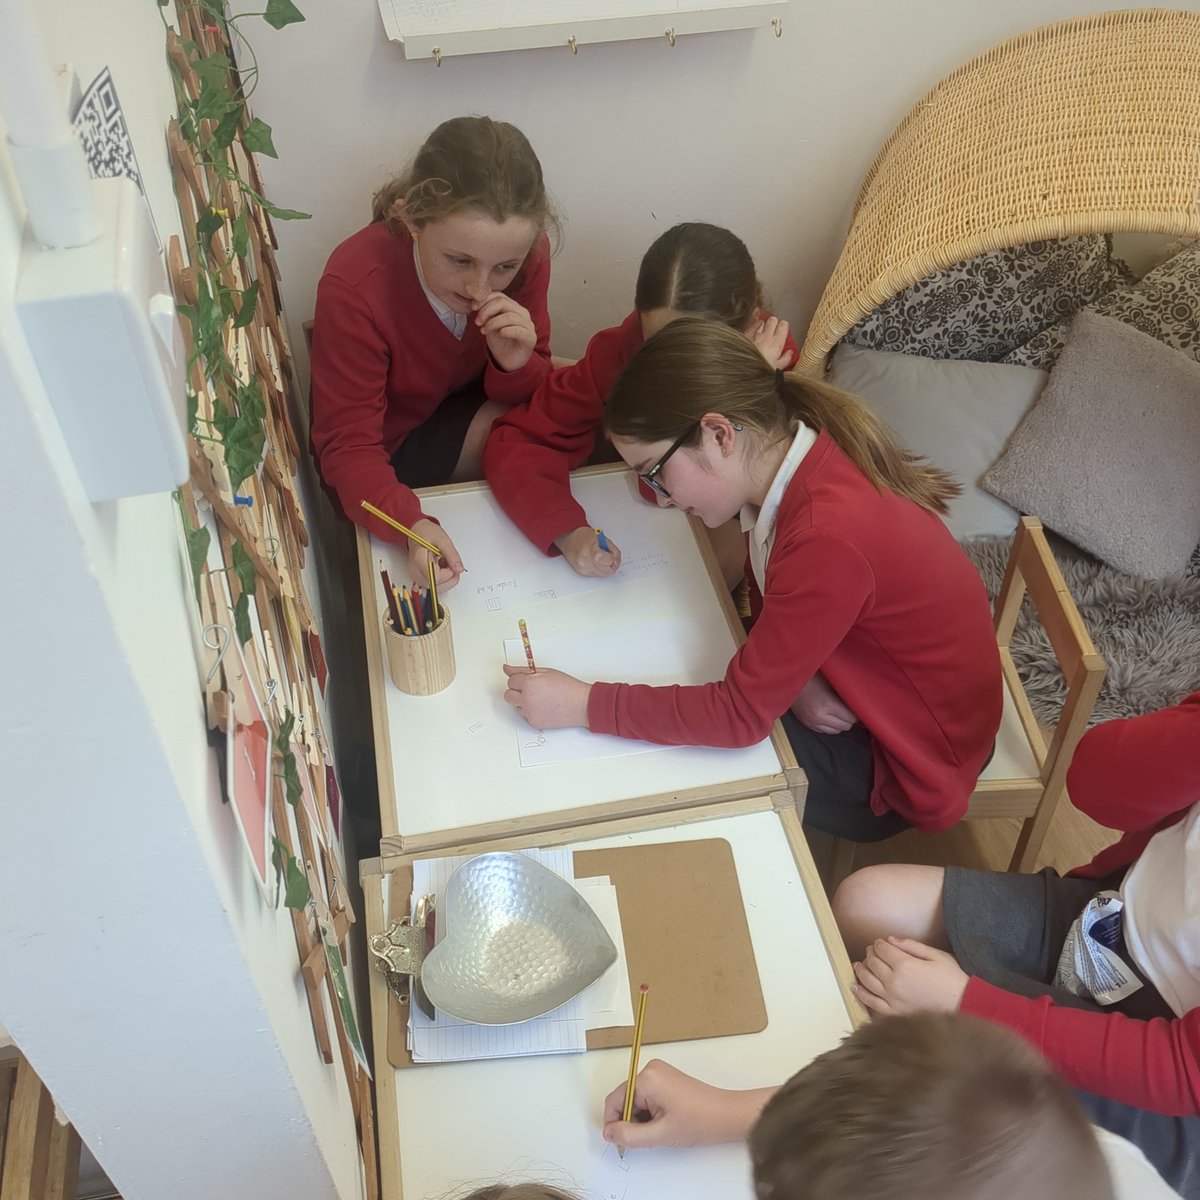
[[360, 501, 465, 593], [553, 525, 622, 578]]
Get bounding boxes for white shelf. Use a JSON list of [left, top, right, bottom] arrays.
[[377, 0, 787, 61]]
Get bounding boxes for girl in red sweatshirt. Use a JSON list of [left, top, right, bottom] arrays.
[[483, 222, 796, 582], [838, 690, 1200, 1198], [501, 318, 1001, 840], [310, 116, 555, 590]]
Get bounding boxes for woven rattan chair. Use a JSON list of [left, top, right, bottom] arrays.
[[798, 7, 1200, 375]]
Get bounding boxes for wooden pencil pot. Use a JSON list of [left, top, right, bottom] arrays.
[[383, 607, 456, 696]]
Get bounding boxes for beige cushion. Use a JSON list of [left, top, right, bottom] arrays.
[[829, 345, 1046, 540], [983, 311, 1200, 578]]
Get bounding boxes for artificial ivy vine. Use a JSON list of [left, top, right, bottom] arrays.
[[161, 0, 308, 493]]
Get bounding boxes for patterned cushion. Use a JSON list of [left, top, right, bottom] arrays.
[[1003, 242, 1200, 370], [843, 237, 1131, 362]]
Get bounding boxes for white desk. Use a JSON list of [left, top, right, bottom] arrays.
[[362, 798, 861, 1200], [358, 467, 801, 854]]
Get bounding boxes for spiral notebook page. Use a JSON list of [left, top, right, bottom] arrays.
[[408, 849, 589, 1063]]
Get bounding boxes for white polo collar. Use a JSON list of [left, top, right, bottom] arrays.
[[413, 239, 467, 339], [740, 422, 819, 589]]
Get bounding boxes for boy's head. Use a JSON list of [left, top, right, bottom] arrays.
[[749, 1013, 1114, 1200], [460, 1187, 580, 1200]]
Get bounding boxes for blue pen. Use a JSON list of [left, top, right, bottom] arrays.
[[594, 528, 610, 552]]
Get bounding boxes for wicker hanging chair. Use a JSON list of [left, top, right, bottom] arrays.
[[797, 7, 1200, 374]]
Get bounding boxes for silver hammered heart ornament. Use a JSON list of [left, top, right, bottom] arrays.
[[420, 852, 617, 1025]]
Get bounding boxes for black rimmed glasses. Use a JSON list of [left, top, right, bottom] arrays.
[[639, 422, 700, 499]]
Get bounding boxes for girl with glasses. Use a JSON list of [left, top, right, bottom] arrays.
[[484, 223, 796, 583], [502, 318, 1002, 842]]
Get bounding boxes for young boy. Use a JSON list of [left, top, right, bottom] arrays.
[[833, 690, 1200, 1197], [601, 1014, 1178, 1199]]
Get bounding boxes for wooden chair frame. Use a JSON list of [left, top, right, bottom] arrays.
[[828, 517, 1105, 883], [969, 516, 1106, 872]]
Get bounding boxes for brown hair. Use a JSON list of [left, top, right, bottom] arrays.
[[634, 223, 764, 331], [372, 116, 558, 244], [749, 1014, 1114, 1200], [604, 318, 960, 515], [458, 1187, 580, 1200]]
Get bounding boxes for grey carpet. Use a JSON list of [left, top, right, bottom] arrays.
[[961, 534, 1200, 726]]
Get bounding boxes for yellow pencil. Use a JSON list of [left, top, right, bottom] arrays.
[[619, 983, 650, 1158], [359, 500, 442, 556], [427, 558, 440, 627]]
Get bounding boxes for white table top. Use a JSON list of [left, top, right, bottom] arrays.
[[370, 804, 855, 1200], [362, 469, 789, 849]]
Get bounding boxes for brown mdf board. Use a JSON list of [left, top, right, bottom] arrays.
[[384, 836, 765, 1070], [360, 460, 801, 854]]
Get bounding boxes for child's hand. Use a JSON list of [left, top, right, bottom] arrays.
[[602, 1059, 770, 1151], [475, 292, 537, 372], [749, 314, 794, 371], [852, 937, 970, 1016], [554, 526, 622, 577], [406, 518, 465, 592], [502, 665, 590, 728], [790, 673, 857, 735]]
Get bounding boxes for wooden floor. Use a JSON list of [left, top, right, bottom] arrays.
[[841, 795, 1117, 877]]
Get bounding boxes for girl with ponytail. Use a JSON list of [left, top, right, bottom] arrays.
[[502, 318, 1002, 840]]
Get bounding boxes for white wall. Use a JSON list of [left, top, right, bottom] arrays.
[[0, 4, 359, 1198], [244, 0, 1200, 369]]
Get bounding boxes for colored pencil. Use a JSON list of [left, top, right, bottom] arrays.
[[427, 559, 440, 627], [411, 587, 426, 632], [380, 563, 401, 629], [401, 586, 416, 633], [595, 528, 610, 552], [359, 501, 442, 556], [619, 984, 650, 1158], [391, 586, 406, 634], [518, 618, 536, 673]]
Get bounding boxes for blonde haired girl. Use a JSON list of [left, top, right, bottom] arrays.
[[311, 116, 557, 588]]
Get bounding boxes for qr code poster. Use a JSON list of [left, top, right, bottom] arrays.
[[72, 67, 144, 194]]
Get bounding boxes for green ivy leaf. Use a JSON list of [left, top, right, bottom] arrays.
[[212, 106, 243, 151], [231, 207, 249, 258], [275, 708, 296, 752], [233, 590, 253, 645], [192, 52, 232, 90], [186, 523, 211, 602], [271, 836, 310, 909], [242, 117, 278, 158], [196, 207, 224, 241], [232, 539, 257, 595], [194, 75, 238, 123], [260, 200, 311, 222], [281, 751, 303, 808], [237, 378, 266, 421], [264, 0, 305, 29], [232, 279, 260, 328], [223, 412, 266, 491]]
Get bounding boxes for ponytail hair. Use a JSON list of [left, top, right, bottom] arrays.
[[634, 223, 764, 332], [605, 318, 960, 516], [372, 116, 559, 246]]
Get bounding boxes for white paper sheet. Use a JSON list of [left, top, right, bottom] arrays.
[[503, 618, 723, 768], [576, 877, 634, 1031]]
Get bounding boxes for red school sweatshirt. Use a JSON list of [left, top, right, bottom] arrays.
[[310, 221, 552, 544], [483, 310, 799, 554], [960, 691, 1200, 1115], [587, 430, 1002, 831]]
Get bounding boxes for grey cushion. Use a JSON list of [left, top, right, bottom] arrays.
[[828, 345, 1046, 540], [984, 311, 1200, 578], [843, 237, 1132, 363], [1004, 243, 1200, 370]]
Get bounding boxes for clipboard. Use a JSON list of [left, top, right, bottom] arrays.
[[385, 838, 766, 1069]]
